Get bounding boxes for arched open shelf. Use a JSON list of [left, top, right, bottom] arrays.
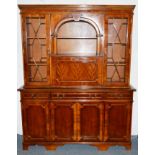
[[53, 17, 102, 56]]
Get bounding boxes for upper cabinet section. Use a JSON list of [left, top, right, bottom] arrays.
[[19, 5, 135, 88]]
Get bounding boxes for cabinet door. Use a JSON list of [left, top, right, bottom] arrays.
[[52, 56, 103, 86], [79, 102, 104, 142], [104, 15, 132, 86], [22, 14, 50, 87], [22, 101, 49, 141], [104, 101, 132, 142], [50, 101, 103, 142], [50, 102, 74, 141]]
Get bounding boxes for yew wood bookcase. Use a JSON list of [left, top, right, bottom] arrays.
[[18, 5, 136, 151]]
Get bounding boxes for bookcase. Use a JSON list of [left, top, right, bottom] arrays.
[[18, 5, 135, 150]]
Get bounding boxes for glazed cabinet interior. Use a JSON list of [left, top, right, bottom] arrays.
[[18, 5, 135, 151]]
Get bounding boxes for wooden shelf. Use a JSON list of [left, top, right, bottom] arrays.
[[108, 43, 127, 46], [27, 37, 46, 39], [57, 37, 97, 39]]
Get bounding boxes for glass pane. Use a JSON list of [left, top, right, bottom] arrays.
[[107, 65, 125, 82], [107, 44, 126, 63], [108, 18, 128, 44], [56, 21, 97, 56], [27, 38, 46, 62], [107, 18, 128, 83], [58, 21, 96, 38], [26, 17, 46, 38], [29, 65, 47, 82], [57, 39, 96, 56]]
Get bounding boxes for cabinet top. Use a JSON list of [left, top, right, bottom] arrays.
[[18, 4, 135, 12]]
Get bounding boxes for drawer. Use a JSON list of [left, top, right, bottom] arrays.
[[22, 92, 50, 100], [51, 93, 103, 99], [21, 91, 132, 100], [103, 92, 132, 99]]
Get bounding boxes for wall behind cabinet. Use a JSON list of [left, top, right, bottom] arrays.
[[17, 0, 138, 135]]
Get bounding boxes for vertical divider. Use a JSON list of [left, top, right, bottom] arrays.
[[46, 14, 51, 85], [71, 103, 82, 141]]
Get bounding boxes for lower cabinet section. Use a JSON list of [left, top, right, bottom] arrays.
[[20, 89, 134, 151]]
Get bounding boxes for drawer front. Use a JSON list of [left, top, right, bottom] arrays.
[[22, 92, 50, 100], [21, 91, 132, 101], [103, 92, 132, 100], [51, 92, 103, 100], [51, 92, 132, 100]]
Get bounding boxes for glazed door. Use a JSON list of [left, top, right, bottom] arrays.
[[79, 102, 104, 142], [104, 101, 132, 142], [50, 102, 74, 141], [22, 101, 49, 141], [104, 15, 132, 86], [22, 14, 50, 87]]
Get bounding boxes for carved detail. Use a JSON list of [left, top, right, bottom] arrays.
[[72, 14, 82, 21]]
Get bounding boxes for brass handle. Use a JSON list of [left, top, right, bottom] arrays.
[[59, 94, 64, 99], [31, 94, 36, 98], [57, 93, 64, 99]]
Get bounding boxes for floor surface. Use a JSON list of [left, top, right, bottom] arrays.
[[17, 135, 138, 155]]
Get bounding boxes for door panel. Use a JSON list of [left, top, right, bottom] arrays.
[[52, 56, 103, 86], [104, 101, 132, 142], [22, 101, 49, 141], [51, 102, 74, 141], [22, 14, 50, 87], [79, 102, 104, 142]]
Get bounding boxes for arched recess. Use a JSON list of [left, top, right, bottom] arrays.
[[52, 16, 102, 56]]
